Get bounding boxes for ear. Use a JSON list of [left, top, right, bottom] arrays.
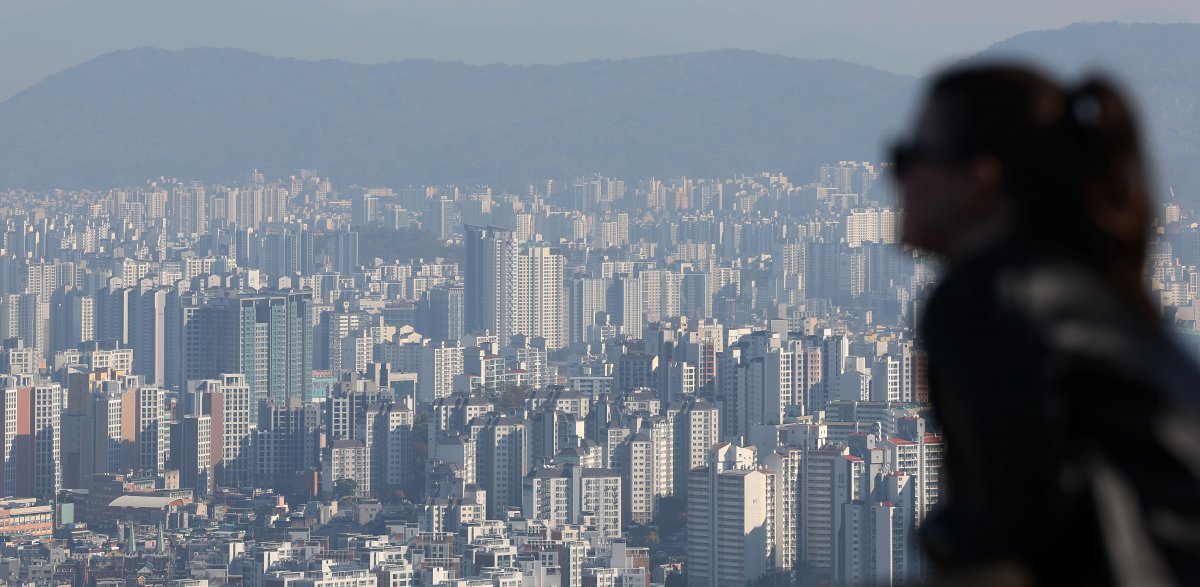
[[969, 155, 1005, 203]]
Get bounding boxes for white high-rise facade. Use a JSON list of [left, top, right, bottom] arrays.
[[465, 226, 565, 350], [883, 418, 942, 524], [845, 208, 896, 248], [687, 443, 775, 587], [464, 225, 513, 340], [417, 342, 463, 403], [570, 466, 623, 542], [512, 245, 565, 350], [668, 397, 720, 497], [624, 432, 654, 524], [32, 384, 62, 499], [719, 330, 801, 439], [523, 467, 570, 528], [136, 385, 170, 471], [762, 447, 802, 576], [881, 416, 943, 582], [197, 373, 254, 487]]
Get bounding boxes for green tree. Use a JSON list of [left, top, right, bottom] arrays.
[[333, 478, 359, 500]]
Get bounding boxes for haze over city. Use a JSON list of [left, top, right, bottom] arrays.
[[0, 2, 1198, 586]]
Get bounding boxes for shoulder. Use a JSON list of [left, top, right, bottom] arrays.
[[921, 245, 1049, 349], [922, 245, 1144, 374], [926, 243, 1200, 403], [927, 245, 1120, 333]]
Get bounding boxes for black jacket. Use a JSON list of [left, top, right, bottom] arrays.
[[919, 241, 1200, 586]]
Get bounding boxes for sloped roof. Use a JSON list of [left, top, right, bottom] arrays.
[[108, 495, 184, 509]]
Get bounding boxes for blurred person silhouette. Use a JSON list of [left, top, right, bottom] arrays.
[[894, 65, 1200, 586]]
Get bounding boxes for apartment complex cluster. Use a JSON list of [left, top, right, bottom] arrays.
[[0, 162, 981, 586]]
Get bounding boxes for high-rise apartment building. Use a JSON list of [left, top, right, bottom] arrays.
[[192, 374, 254, 487], [798, 443, 866, 583], [1, 380, 63, 499], [130, 286, 172, 387], [513, 245, 565, 350], [524, 463, 623, 543], [422, 285, 465, 345], [687, 443, 775, 587], [667, 397, 720, 497], [465, 225, 513, 340], [606, 274, 643, 340], [177, 412, 215, 497], [30, 384, 62, 499], [840, 471, 917, 586], [568, 276, 608, 345], [880, 416, 943, 581], [762, 447, 802, 577], [475, 414, 528, 515], [49, 289, 94, 354], [256, 397, 322, 494], [370, 400, 415, 498], [324, 439, 371, 498], [845, 208, 897, 248], [318, 308, 373, 372], [186, 289, 313, 413], [718, 330, 824, 439], [135, 385, 170, 472], [465, 226, 565, 349], [418, 342, 464, 403]]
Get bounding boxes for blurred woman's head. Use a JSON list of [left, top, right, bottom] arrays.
[[895, 64, 1153, 310]]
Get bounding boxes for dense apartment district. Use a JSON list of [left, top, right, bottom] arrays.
[[0, 164, 1193, 587]]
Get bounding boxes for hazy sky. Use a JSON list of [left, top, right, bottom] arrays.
[[329, 0, 1198, 68], [0, 0, 1197, 100]]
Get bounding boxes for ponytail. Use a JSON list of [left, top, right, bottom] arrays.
[[1061, 77, 1153, 316]]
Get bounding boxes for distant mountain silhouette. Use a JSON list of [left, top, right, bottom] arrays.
[[0, 0, 692, 102], [0, 48, 914, 190], [2, 22, 1200, 199]]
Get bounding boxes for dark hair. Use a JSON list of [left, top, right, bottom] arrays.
[[929, 64, 1154, 317]]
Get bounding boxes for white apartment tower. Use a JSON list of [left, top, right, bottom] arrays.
[[687, 443, 775, 587], [571, 466, 623, 542], [845, 208, 897, 248], [418, 342, 463, 403], [136, 386, 170, 471], [719, 330, 802, 439], [668, 397, 720, 497], [32, 384, 62, 499], [512, 245, 566, 350], [523, 466, 571, 528], [195, 374, 254, 487], [522, 464, 622, 542], [762, 447, 802, 576], [881, 416, 944, 581], [465, 226, 566, 350]]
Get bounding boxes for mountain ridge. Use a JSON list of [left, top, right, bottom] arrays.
[[0, 46, 916, 190], [4, 22, 1200, 199]]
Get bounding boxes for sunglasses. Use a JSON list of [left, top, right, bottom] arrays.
[[889, 139, 964, 177]]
